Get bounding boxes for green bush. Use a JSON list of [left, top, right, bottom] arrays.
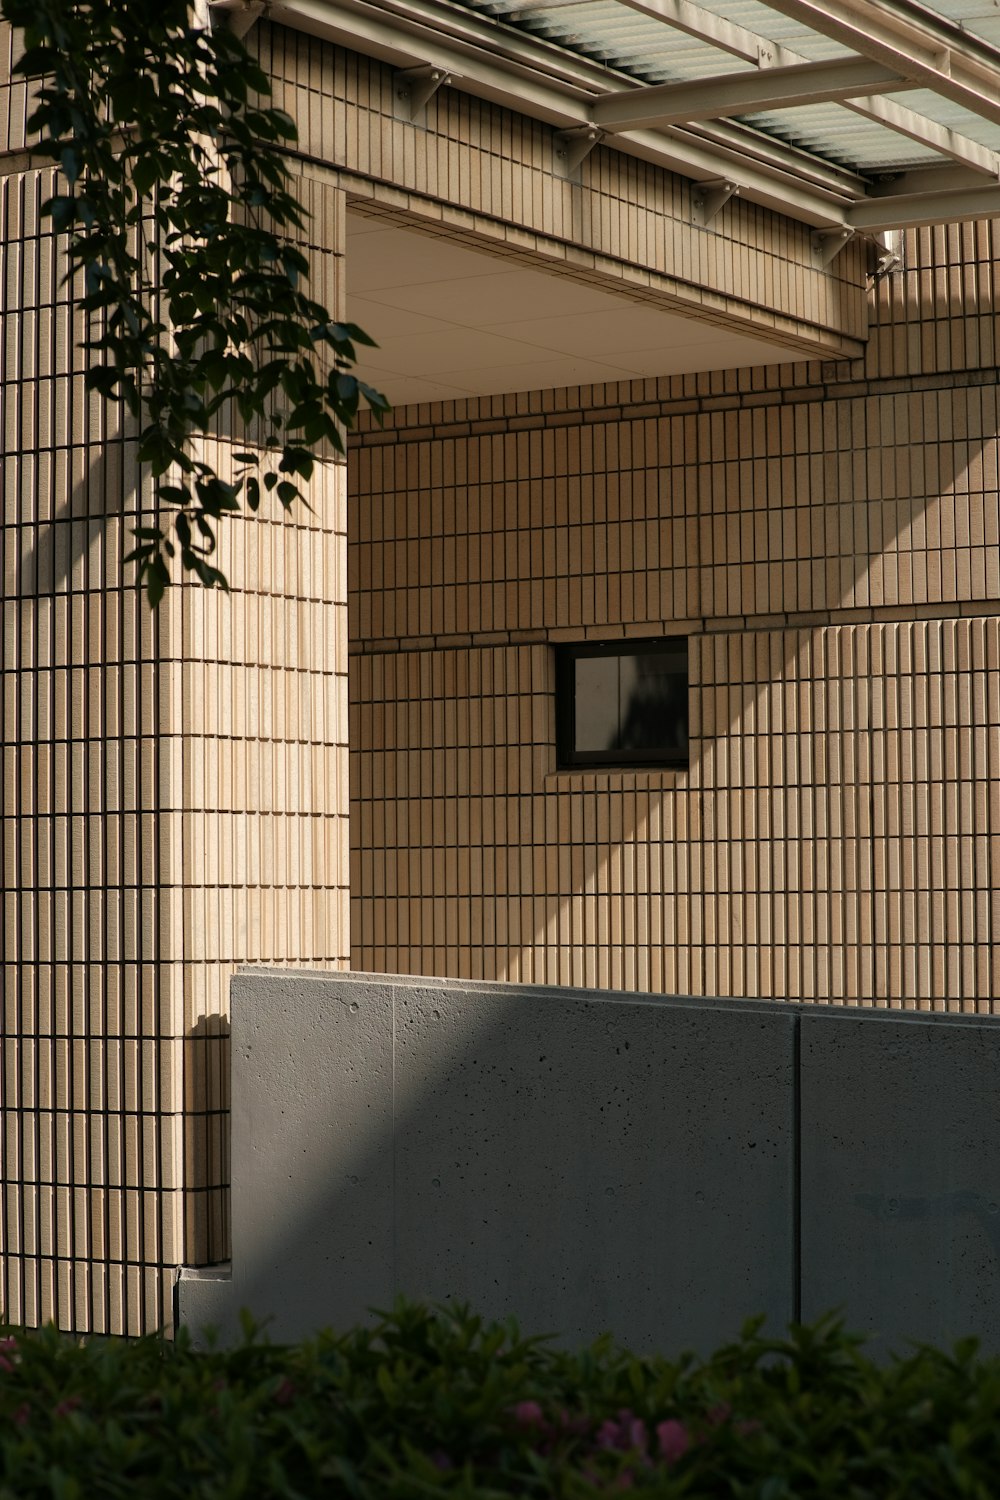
[[1, 1301, 999, 1497]]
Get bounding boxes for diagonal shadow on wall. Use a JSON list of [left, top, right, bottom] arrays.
[[177, 971, 1000, 1363], [346, 310, 1000, 1008], [179, 971, 800, 1357]]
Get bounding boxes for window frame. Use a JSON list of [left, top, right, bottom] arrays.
[[554, 637, 690, 771]]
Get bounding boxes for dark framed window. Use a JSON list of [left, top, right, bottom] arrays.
[[555, 639, 689, 769]]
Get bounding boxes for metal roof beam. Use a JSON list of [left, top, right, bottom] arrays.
[[870, 163, 990, 196], [764, 0, 1000, 130], [590, 56, 910, 130], [848, 181, 1000, 229]]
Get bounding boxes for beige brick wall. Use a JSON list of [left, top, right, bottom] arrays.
[[1, 21, 352, 1329], [349, 229, 1000, 1009], [4, 9, 998, 1339]]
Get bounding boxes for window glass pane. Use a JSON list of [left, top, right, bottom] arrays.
[[574, 654, 620, 752], [556, 639, 688, 768], [616, 648, 688, 758]]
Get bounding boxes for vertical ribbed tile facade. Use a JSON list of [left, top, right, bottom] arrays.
[[4, 6, 1000, 1339], [349, 225, 1000, 1009], [1, 20, 351, 1331]]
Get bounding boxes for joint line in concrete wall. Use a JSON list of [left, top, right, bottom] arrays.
[[792, 1014, 802, 1327]]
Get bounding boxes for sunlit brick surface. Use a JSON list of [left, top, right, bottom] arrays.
[[349, 227, 1000, 1008], [1, 27, 351, 1329]]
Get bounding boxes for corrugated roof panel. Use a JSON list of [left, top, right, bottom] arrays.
[[741, 102, 947, 169], [889, 86, 1000, 151], [483, 0, 746, 81], [515, 12, 748, 81], [454, 0, 1000, 176], [681, 0, 853, 57], [921, 0, 1000, 42]]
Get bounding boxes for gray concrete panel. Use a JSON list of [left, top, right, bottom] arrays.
[[179, 972, 1000, 1356], [800, 1012, 1000, 1357], [393, 984, 797, 1355], [177, 974, 395, 1344]]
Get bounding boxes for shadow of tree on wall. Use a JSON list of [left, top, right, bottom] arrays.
[[184, 1013, 231, 1267]]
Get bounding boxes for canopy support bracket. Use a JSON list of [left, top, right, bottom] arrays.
[[812, 226, 856, 265], [692, 178, 740, 225], [396, 65, 453, 120], [554, 125, 605, 173]]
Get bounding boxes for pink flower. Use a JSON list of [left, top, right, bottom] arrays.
[[274, 1379, 296, 1406], [656, 1419, 689, 1463], [0, 1356, 13, 1373], [510, 1400, 545, 1428], [54, 1396, 82, 1418], [707, 1402, 732, 1426], [596, 1411, 648, 1454], [596, 1418, 622, 1450], [13, 1403, 29, 1427], [624, 1416, 648, 1453]]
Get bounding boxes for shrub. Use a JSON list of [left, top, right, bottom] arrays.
[[1, 1302, 999, 1497]]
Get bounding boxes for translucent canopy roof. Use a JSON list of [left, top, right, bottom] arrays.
[[452, 0, 1000, 174]]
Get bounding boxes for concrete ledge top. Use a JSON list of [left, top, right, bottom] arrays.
[[235, 968, 999, 1028]]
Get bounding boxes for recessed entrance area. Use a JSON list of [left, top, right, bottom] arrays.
[[346, 209, 815, 407]]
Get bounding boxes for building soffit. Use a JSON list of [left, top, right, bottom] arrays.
[[227, 0, 1000, 237]]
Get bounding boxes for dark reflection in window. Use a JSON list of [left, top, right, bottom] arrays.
[[557, 640, 688, 768]]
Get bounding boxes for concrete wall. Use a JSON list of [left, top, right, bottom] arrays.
[[178, 970, 1000, 1359]]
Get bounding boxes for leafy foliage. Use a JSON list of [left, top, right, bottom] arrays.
[[2, 1302, 1000, 1497], [4, 0, 388, 604]]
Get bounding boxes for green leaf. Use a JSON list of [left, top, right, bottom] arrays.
[[132, 156, 160, 197], [44, 196, 77, 232], [14, 0, 386, 605]]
